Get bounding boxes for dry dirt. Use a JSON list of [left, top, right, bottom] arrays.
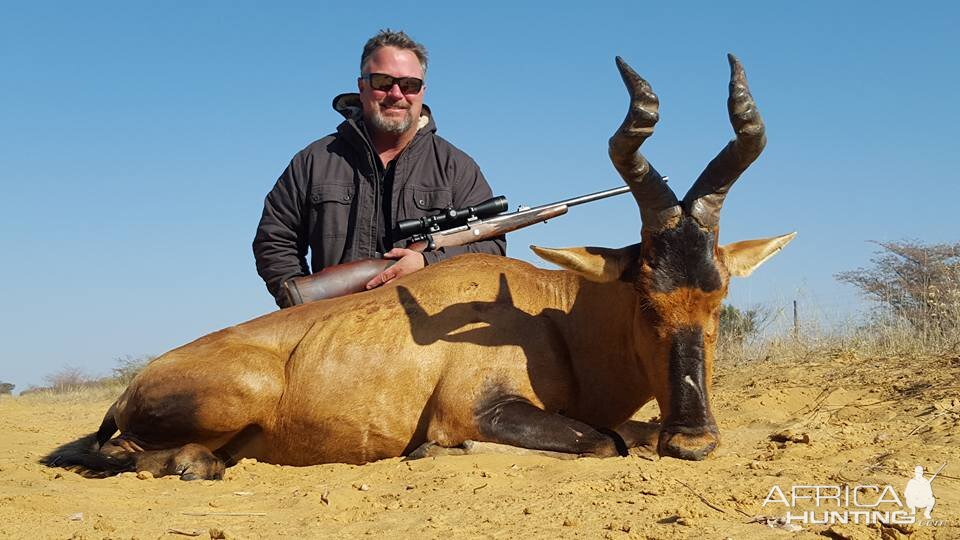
[[2, 352, 959, 539]]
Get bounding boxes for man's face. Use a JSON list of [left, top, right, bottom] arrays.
[[358, 46, 425, 136]]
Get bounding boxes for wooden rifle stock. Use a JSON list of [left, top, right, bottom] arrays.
[[282, 185, 629, 307]]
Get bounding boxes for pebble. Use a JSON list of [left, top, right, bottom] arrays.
[[136, 471, 153, 480]]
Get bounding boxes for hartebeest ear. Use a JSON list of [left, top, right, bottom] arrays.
[[530, 244, 641, 283], [719, 232, 796, 277]]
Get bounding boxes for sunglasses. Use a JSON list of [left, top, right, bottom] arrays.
[[360, 73, 424, 94]]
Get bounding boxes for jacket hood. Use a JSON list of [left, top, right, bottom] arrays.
[[332, 93, 433, 133]]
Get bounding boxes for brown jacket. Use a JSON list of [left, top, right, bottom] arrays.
[[253, 93, 506, 306]]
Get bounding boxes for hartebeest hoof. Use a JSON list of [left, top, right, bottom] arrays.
[[133, 443, 226, 480], [171, 444, 225, 481], [657, 430, 719, 461]]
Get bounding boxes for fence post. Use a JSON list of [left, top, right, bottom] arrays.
[[793, 300, 799, 339]]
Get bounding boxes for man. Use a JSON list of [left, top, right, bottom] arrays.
[[254, 30, 506, 307]]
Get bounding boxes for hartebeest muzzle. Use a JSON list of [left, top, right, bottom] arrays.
[[657, 326, 719, 460]]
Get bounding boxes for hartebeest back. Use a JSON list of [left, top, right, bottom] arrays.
[[44, 54, 794, 479]]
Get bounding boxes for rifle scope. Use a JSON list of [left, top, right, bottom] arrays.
[[396, 196, 508, 239]]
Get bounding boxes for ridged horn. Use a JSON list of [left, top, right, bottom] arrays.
[[683, 53, 766, 229], [608, 56, 680, 233]]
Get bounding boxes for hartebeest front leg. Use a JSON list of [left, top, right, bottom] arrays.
[[474, 399, 627, 458], [406, 399, 628, 460]]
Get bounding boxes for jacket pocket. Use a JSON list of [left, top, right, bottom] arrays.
[[310, 184, 354, 238], [409, 187, 453, 212]]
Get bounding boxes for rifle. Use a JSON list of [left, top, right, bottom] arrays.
[[281, 185, 631, 306]]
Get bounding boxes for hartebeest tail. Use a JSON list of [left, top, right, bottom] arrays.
[[41, 434, 134, 478], [44, 53, 793, 480]]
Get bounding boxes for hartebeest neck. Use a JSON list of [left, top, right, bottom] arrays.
[[537, 273, 652, 426]]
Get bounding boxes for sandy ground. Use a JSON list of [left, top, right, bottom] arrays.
[[2, 351, 958, 539]]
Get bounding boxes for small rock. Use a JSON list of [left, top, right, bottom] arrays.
[[136, 470, 154, 480], [208, 527, 227, 539], [873, 433, 891, 444], [562, 517, 578, 527], [359, 483, 370, 491], [386, 501, 401, 510], [769, 429, 811, 444], [93, 519, 115, 532], [68, 512, 83, 522], [523, 507, 533, 515]]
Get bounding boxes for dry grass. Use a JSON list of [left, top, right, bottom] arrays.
[[17, 381, 126, 404], [719, 299, 959, 368], [15, 356, 153, 403]]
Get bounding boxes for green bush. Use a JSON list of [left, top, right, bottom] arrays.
[[719, 303, 761, 345]]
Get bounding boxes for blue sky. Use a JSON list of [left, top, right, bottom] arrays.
[[1, 2, 957, 391]]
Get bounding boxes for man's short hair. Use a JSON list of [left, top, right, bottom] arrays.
[[360, 29, 429, 76]]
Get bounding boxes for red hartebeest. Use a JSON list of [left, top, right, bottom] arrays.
[[45, 54, 794, 479]]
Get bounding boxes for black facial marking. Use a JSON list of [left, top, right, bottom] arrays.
[[647, 218, 722, 293], [664, 326, 715, 432]]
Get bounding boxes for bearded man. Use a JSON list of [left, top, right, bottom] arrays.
[[254, 30, 505, 308]]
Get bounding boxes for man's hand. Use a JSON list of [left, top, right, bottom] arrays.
[[365, 248, 425, 290]]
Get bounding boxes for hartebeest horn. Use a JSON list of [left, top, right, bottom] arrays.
[[682, 54, 766, 230], [609, 57, 680, 233]]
